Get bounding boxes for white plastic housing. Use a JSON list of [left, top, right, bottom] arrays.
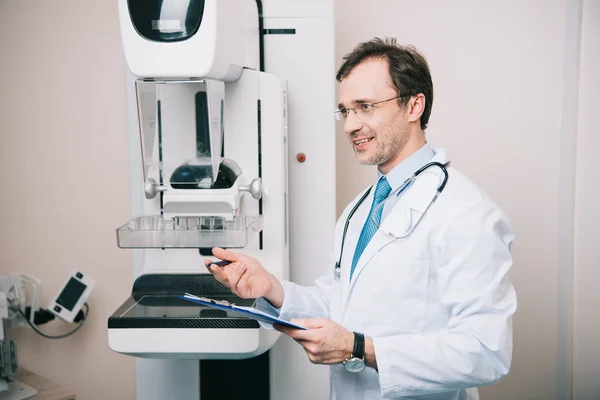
[[48, 270, 95, 323], [136, 79, 225, 186], [116, 2, 336, 398], [109, 69, 289, 357], [109, 327, 280, 359], [118, 0, 259, 80], [126, 69, 288, 276]]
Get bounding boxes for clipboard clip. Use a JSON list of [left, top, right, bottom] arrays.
[[185, 293, 236, 307]]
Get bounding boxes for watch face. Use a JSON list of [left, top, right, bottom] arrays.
[[343, 357, 366, 373]]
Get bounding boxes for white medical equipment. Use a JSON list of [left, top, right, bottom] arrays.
[[47, 270, 95, 323], [0, 273, 93, 399], [109, 1, 336, 399], [0, 274, 39, 400]]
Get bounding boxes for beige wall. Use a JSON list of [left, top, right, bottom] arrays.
[[0, 1, 134, 399], [573, 0, 600, 398]]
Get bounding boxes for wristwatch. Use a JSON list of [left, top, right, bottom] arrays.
[[343, 332, 366, 373]]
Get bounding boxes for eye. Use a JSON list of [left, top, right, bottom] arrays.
[[359, 103, 373, 112], [339, 108, 349, 117]]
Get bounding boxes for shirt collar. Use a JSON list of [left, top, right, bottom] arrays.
[[377, 142, 435, 193]]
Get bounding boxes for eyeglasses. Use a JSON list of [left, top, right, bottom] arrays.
[[334, 94, 409, 121]]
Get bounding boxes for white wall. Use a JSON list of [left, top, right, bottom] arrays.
[[334, 0, 592, 399], [0, 1, 134, 399], [573, 1, 600, 398]]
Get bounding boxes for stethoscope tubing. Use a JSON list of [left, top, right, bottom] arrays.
[[334, 161, 450, 280]]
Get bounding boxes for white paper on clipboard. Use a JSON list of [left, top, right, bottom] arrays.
[[179, 293, 308, 330]]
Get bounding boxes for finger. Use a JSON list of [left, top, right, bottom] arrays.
[[229, 264, 248, 290], [204, 258, 217, 272], [273, 323, 293, 335], [204, 258, 234, 277], [290, 318, 327, 330], [274, 324, 308, 338], [293, 340, 323, 364], [212, 247, 242, 262], [210, 260, 232, 267], [293, 338, 312, 348], [209, 261, 248, 292], [205, 258, 231, 268], [207, 264, 228, 283], [278, 326, 313, 341], [235, 268, 253, 295], [206, 260, 235, 283]]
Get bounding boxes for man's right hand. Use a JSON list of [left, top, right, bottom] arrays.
[[204, 247, 284, 308]]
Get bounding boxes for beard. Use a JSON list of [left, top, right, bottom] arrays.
[[353, 126, 408, 167]]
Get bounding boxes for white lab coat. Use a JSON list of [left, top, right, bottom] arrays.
[[258, 149, 517, 399]]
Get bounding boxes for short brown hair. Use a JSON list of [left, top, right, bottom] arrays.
[[336, 38, 434, 130]]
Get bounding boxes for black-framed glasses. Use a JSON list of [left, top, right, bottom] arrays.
[[334, 94, 410, 121]]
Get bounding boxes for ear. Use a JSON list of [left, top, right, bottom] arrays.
[[407, 93, 426, 124]]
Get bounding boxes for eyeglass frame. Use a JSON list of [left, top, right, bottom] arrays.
[[334, 93, 412, 121]]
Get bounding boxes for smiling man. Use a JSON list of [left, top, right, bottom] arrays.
[[205, 38, 517, 399], [337, 46, 429, 175]]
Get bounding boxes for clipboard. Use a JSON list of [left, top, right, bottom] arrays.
[[179, 293, 307, 330]]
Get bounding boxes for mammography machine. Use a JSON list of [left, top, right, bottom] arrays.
[[108, 1, 335, 399]]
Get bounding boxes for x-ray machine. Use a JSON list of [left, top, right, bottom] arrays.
[[108, 1, 335, 399]]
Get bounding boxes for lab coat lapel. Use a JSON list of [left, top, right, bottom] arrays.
[[339, 188, 373, 307], [382, 150, 447, 239], [343, 150, 447, 309], [343, 199, 412, 306]]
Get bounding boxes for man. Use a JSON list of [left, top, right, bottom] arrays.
[[205, 38, 517, 399]]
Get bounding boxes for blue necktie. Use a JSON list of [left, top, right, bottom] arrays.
[[349, 177, 392, 281]]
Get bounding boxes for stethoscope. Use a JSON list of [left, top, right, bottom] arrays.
[[334, 161, 450, 281]]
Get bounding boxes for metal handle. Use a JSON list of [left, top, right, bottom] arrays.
[[239, 178, 263, 200], [144, 178, 168, 199]]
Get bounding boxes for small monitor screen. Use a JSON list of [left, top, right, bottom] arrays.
[[56, 278, 87, 311]]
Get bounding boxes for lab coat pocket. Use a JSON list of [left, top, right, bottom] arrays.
[[373, 256, 430, 333]]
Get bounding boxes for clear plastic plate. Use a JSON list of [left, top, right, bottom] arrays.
[[116, 215, 263, 248]]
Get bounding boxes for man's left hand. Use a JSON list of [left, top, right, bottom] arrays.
[[274, 318, 354, 365]]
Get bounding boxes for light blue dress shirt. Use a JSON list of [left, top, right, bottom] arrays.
[[378, 142, 435, 221]]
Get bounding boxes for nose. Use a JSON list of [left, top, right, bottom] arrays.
[[343, 111, 363, 136]]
